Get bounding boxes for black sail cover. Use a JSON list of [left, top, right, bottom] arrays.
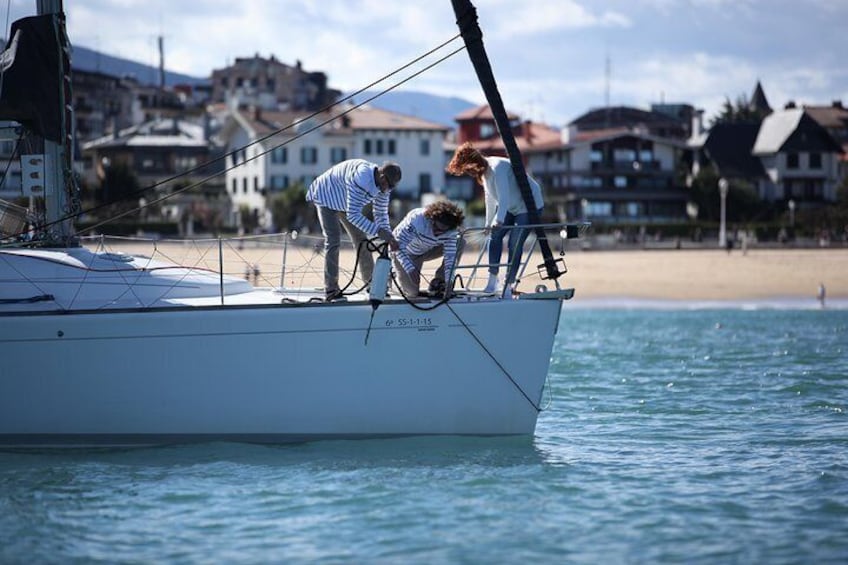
[[0, 14, 62, 142]]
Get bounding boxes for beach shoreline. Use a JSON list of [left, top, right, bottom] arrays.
[[550, 247, 847, 302]]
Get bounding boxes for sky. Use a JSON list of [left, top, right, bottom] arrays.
[[5, 0, 848, 126]]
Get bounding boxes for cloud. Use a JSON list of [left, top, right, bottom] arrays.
[[8, 0, 845, 130], [485, 0, 631, 38]]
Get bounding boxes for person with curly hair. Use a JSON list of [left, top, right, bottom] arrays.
[[392, 200, 465, 298], [446, 141, 543, 295]]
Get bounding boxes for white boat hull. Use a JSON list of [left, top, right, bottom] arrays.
[[0, 298, 562, 446]]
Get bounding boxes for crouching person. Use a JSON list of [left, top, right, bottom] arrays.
[[392, 201, 465, 298]]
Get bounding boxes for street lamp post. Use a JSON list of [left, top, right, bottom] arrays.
[[718, 178, 729, 249]]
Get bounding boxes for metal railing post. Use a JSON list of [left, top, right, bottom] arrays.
[[218, 237, 224, 305], [280, 232, 289, 290]]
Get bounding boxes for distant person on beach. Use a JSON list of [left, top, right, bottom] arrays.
[[392, 201, 465, 298], [446, 141, 543, 296], [307, 159, 401, 301], [817, 282, 826, 308]]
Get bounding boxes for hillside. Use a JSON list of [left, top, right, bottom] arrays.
[[72, 43, 208, 86]]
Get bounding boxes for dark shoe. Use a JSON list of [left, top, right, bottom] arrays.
[[325, 290, 347, 302], [428, 278, 446, 294]]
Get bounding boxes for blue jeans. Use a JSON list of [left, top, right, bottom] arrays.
[[488, 208, 542, 286]]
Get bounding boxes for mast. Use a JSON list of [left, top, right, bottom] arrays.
[[37, 0, 76, 244], [451, 0, 563, 280]]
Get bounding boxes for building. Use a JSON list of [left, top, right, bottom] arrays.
[[445, 104, 560, 202], [211, 55, 340, 112], [72, 69, 136, 142], [804, 100, 848, 182], [81, 117, 228, 231], [569, 104, 696, 142], [218, 104, 449, 229], [752, 107, 844, 203], [525, 126, 691, 224]]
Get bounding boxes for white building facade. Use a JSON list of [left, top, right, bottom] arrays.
[[220, 105, 449, 229]]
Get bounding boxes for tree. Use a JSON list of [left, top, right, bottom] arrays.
[[709, 94, 768, 126], [268, 183, 311, 231], [689, 166, 762, 222], [239, 204, 259, 234], [99, 161, 140, 219]]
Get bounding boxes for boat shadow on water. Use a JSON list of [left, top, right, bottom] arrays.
[[0, 435, 550, 470]]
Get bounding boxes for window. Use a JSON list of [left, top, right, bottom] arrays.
[[330, 147, 347, 163], [376, 139, 384, 155], [231, 178, 237, 194], [271, 175, 289, 189], [242, 178, 248, 194], [787, 152, 799, 169], [419, 173, 431, 193], [175, 156, 197, 171], [271, 147, 287, 164], [387, 139, 396, 155], [613, 149, 636, 161], [480, 123, 496, 138], [301, 147, 317, 164], [363, 139, 372, 154], [624, 202, 642, 217], [614, 176, 628, 188], [420, 139, 430, 156], [590, 150, 603, 163], [254, 177, 260, 192], [809, 152, 822, 169], [584, 201, 612, 217]]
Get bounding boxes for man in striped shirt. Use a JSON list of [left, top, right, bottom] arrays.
[[391, 201, 465, 298], [307, 159, 401, 301]]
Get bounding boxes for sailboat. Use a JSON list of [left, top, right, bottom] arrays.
[[0, 0, 581, 447]]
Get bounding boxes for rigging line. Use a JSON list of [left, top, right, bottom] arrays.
[[76, 44, 467, 237], [15, 34, 464, 238], [445, 301, 541, 413], [0, 0, 10, 101]]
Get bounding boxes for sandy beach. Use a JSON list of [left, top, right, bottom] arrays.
[[544, 247, 848, 301], [103, 237, 847, 302]]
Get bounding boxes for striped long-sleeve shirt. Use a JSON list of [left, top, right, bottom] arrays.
[[392, 208, 459, 277], [306, 159, 391, 236]]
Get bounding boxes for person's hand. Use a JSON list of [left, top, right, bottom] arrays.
[[491, 219, 502, 229], [378, 228, 400, 251]]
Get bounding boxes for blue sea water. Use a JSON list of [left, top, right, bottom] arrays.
[[1, 306, 846, 564]]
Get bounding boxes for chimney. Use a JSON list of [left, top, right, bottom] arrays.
[[690, 108, 704, 139]]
